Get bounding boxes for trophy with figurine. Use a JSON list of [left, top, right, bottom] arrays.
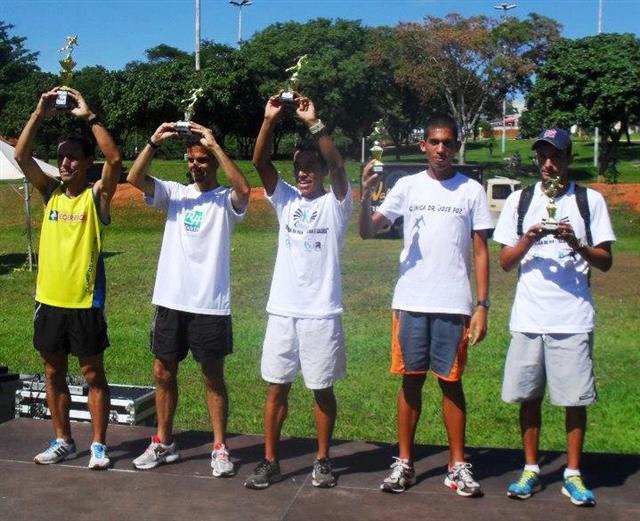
[[56, 35, 79, 110], [175, 87, 204, 135], [542, 176, 564, 231], [279, 55, 307, 109], [369, 121, 386, 174]]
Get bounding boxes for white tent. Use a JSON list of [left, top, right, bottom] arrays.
[[0, 140, 59, 271]]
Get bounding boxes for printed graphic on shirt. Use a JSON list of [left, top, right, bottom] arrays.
[[48, 209, 86, 222], [184, 209, 204, 232], [286, 204, 329, 252]]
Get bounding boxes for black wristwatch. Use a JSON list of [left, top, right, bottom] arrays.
[[476, 300, 491, 309]]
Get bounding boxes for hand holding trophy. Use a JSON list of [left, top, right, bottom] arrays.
[[56, 35, 79, 110], [279, 55, 308, 109], [176, 87, 204, 135]]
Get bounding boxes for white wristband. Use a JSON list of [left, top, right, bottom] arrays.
[[309, 120, 326, 135]]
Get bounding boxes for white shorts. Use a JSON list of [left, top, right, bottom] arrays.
[[501, 332, 596, 407], [261, 314, 346, 390]]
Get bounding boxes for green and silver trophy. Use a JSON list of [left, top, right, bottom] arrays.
[[176, 87, 204, 135], [369, 121, 386, 174], [279, 55, 307, 108], [542, 177, 564, 231], [56, 35, 79, 110]]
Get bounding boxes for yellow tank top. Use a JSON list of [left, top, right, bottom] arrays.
[[36, 185, 106, 308]]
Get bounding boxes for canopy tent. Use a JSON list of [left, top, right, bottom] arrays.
[[0, 139, 59, 271]]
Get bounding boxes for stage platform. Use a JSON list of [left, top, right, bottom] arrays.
[[0, 418, 637, 520]]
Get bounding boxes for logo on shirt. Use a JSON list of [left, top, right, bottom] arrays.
[[48, 210, 85, 222], [184, 210, 204, 232], [293, 208, 318, 228]]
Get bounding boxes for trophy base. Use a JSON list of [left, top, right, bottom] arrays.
[[372, 164, 384, 174], [543, 221, 558, 231], [55, 90, 74, 111], [279, 91, 297, 110], [175, 121, 191, 135]]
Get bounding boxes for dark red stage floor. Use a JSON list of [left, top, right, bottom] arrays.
[[0, 418, 637, 520]]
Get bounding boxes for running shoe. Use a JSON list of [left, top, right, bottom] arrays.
[[444, 462, 483, 497], [507, 469, 541, 499], [88, 442, 111, 470], [380, 457, 415, 493], [562, 475, 596, 506], [211, 442, 235, 477], [34, 438, 77, 465], [244, 459, 282, 489], [133, 436, 179, 470], [312, 457, 336, 488]]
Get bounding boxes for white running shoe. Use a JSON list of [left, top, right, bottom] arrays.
[[211, 443, 235, 477], [34, 438, 77, 465], [88, 442, 111, 470], [133, 436, 179, 470]]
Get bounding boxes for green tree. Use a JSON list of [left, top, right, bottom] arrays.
[[394, 13, 561, 162], [522, 33, 640, 180]]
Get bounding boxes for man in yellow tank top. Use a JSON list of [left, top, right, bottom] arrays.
[[15, 87, 122, 470]]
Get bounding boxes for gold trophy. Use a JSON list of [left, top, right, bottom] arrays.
[[176, 87, 204, 135], [542, 176, 563, 231], [56, 35, 79, 110], [279, 55, 307, 108], [369, 121, 385, 173]]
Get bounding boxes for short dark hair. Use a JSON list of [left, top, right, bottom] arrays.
[[293, 138, 327, 174], [59, 135, 95, 158], [186, 123, 224, 150], [424, 114, 459, 141]]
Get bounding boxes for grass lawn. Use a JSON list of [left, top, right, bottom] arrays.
[[1, 141, 639, 455]]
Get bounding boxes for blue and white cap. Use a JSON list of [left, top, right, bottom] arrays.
[[532, 128, 571, 151]]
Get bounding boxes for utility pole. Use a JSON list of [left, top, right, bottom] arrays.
[[229, 0, 253, 48], [594, 0, 603, 169], [195, 0, 201, 70], [494, 3, 517, 154]]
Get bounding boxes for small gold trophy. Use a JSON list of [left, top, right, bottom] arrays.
[[56, 35, 79, 110], [542, 177, 564, 231], [176, 87, 204, 135], [369, 121, 385, 173], [279, 55, 307, 108]]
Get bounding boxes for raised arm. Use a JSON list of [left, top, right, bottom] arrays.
[[252, 95, 283, 196], [127, 123, 178, 197], [190, 122, 251, 212], [468, 230, 489, 346], [66, 89, 122, 221], [359, 160, 391, 239], [14, 89, 60, 198], [295, 96, 348, 201]]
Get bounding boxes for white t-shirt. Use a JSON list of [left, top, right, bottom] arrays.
[[492, 181, 616, 333], [146, 178, 245, 315], [266, 178, 353, 318], [378, 171, 492, 315]]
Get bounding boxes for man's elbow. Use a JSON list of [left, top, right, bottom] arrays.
[[14, 150, 27, 166], [106, 151, 123, 167]]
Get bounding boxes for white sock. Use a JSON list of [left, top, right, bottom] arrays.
[[524, 464, 540, 474], [564, 467, 581, 479]]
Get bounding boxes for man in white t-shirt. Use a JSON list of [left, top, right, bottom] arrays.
[[244, 93, 352, 490], [360, 114, 492, 497], [126, 120, 250, 477], [493, 128, 615, 507]]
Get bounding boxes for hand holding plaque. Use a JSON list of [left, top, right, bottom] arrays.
[[56, 35, 79, 110], [542, 176, 563, 231], [279, 55, 307, 109], [176, 87, 204, 135]]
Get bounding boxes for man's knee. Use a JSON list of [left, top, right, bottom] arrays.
[[313, 387, 336, 407], [267, 383, 290, 405], [153, 358, 178, 387]]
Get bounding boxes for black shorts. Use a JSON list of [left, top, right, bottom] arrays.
[[33, 302, 110, 357], [150, 306, 233, 363]]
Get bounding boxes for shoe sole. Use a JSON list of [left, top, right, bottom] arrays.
[[133, 453, 180, 470], [88, 460, 111, 470], [444, 477, 483, 497], [244, 474, 283, 490], [34, 453, 77, 465], [312, 479, 336, 488], [561, 487, 596, 506], [380, 479, 415, 493], [507, 484, 541, 500], [212, 468, 237, 478]]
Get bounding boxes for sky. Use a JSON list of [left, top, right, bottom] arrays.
[[2, 0, 639, 73]]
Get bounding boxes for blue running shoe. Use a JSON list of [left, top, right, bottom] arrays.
[[33, 438, 77, 465], [507, 469, 541, 499], [562, 475, 596, 506]]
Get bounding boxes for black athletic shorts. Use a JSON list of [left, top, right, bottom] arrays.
[[33, 302, 110, 357], [150, 306, 233, 363]]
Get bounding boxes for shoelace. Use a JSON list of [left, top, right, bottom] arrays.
[[565, 475, 588, 492], [515, 470, 537, 487], [452, 463, 476, 485], [46, 439, 68, 453], [214, 446, 230, 462], [92, 444, 105, 458], [389, 457, 411, 480], [315, 459, 332, 474], [255, 460, 274, 474]]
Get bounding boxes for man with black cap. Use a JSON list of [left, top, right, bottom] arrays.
[[493, 128, 615, 506]]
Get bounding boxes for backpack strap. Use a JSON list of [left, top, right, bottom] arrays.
[[574, 184, 592, 246], [516, 184, 536, 237]]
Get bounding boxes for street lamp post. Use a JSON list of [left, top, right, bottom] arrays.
[[195, 0, 201, 71], [229, 0, 253, 48], [594, 0, 603, 169], [494, 3, 517, 154]]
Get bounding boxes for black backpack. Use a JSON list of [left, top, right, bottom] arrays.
[[516, 182, 592, 246]]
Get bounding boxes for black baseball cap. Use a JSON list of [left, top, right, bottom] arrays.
[[532, 128, 571, 151]]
